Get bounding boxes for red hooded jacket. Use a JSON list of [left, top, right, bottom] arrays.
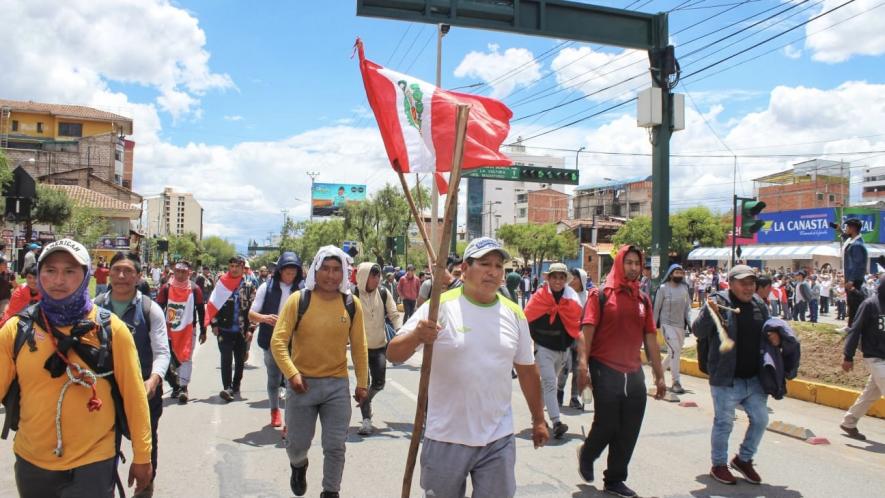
[[580, 245, 656, 373]]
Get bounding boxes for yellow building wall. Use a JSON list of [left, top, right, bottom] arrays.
[[8, 111, 114, 139]]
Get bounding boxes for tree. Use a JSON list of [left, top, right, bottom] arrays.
[[612, 216, 652, 252], [167, 232, 201, 262], [497, 223, 578, 275], [32, 185, 73, 230], [342, 183, 411, 265], [201, 235, 237, 269], [287, 219, 346, 263], [670, 206, 727, 256], [62, 207, 112, 249]]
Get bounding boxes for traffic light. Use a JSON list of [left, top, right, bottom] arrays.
[[740, 199, 766, 236], [517, 166, 579, 185]]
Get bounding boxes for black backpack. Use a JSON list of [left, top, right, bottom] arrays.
[[94, 291, 152, 332], [1, 304, 130, 496]]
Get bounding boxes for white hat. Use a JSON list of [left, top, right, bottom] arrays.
[[463, 237, 510, 261], [38, 239, 91, 267]]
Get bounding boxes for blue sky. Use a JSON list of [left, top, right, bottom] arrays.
[[2, 0, 884, 250]]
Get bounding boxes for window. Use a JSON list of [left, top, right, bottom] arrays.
[[11, 120, 18, 131], [36, 122, 43, 133], [816, 193, 824, 201], [517, 208, 527, 218], [58, 122, 83, 137], [595, 206, 604, 215], [828, 194, 835, 202], [516, 193, 528, 203]]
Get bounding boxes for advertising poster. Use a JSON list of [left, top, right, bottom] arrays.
[[756, 208, 835, 243], [311, 183, 367, 216], [840, 207, 878, 243]]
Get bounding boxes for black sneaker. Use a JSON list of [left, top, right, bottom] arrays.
[[604, 481, 637, 498], [220, 389, 234, 402], [319, 492, 339, 498], [577, 445, 593, 483], [290, 462, 308, 496], [552, 421, 569, 439], [178, 387, 188, 404], [568, 398, 585, 410], [170, 387, 181, 399], [670, 382, 685, 394], [840, 424, 867, 441]]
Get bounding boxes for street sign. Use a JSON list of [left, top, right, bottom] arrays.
[[464, 165, 579, 185]]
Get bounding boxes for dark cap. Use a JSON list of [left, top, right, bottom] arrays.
[[229, 255, 246, 264], [845, 218, 863, 229]]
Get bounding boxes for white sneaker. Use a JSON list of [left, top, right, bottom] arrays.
[[358, 418, 373, 436]]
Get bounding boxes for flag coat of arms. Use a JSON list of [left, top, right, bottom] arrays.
[[356, 38, 513, 183]]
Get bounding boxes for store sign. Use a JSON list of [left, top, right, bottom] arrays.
[[756, 208, 835, 243], [841, 207, 878, 244]]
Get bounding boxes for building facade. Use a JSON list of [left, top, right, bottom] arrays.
[[572, 176, 652, 220], [0, 98, 141, 205], [143, 188, 204, 239], [754, 159, 850, 211], [861, 166, 885, 201], [466, 142, 569, 240]]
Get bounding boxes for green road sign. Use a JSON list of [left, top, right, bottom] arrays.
[[464, 166, 578, 185]]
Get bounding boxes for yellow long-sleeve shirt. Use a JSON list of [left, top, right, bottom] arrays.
[[0, 307, 152, 470], [271, 290, 369, 389]]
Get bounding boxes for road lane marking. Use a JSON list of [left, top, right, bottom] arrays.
[[389, 379, 418, 402]]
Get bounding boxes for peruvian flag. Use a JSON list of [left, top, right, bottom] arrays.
[[524, 284, 585, 339], [356, 38, 512, 192], [204, 273, 242, 328]]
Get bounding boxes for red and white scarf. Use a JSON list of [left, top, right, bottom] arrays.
[[204, 272, 243, 328], [524, 284, 584, 339], [167, 278, 196, 362]]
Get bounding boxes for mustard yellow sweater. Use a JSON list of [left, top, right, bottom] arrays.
[[271, 290, 368, 388], [0, 308, 152, 470]]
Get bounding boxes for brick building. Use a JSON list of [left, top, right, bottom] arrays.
[[0, 99, 140, 205], [572, 175, 653, 219], [754, 159, 849, 211], [516, 188, 569, 225]]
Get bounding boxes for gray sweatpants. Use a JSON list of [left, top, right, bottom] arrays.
[[285, 376, 352, 493], [420, 435, 516, 498], [536, 344, 569, 423]]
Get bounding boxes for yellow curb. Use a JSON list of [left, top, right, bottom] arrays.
[[677, 357, 885, 419]]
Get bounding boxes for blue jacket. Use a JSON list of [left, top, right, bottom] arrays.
[[760, 318, 801, 400], [844, 237, 868, 283], [692, 290, 770, 387]]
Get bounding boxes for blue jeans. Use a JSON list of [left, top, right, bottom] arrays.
[[263, 347, 284, 410], [710, 376, 769, 466], [809, 299, 819, 323]]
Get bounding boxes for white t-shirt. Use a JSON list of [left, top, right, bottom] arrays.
[[398, 287, 534, 447], [250, 280, 295, 314]]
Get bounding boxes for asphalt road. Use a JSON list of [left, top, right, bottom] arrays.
[[2, 335, 884, 498]]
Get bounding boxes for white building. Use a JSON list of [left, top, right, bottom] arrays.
[[143, 187, 204, 238], [861, 165, 885, 201], [466, 141, 568, 239]]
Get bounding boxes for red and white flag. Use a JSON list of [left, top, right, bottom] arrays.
[[356, 38, 512, 192], [204, 273, 242, 328]]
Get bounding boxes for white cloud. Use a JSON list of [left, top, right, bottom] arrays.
[[805, 0, 885, 62], [0, 0, 233, 121], [783, 45, 803, 59], [453, 44, 543, 98], [223, 115, 244, 122], [548, 46, 648, 102]]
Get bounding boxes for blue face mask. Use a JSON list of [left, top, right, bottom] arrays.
[[37, 265, 94, 326]]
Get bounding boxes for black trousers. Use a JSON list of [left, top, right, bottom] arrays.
[[148, 382, 163, 481], [847, 281, 864, 327], [218, 332, 246, 391], [15, 455, 116, 498], [402, 299, 417, 322], [579, 359, 647, 485], [360, 346, 388, 419]]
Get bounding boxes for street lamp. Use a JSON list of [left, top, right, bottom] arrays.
[[575, 146, 585, 170]]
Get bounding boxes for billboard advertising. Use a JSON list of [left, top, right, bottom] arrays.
[[840, 207, 879, 243], [756, 208, 835, 243], [311, 183, 367, 217]]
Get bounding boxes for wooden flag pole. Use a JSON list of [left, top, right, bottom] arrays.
[[397, 169, 437, 266], [401, 104, 471, 498]]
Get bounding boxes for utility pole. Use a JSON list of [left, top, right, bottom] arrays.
[[306, 171, 320, 222], [649, 16, 674, 295]]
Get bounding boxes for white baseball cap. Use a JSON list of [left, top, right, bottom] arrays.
[[38, 239, 91, 267], [463, 237, 510, 261]]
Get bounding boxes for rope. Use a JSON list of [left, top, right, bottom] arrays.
[[44, 315, 114, 458]]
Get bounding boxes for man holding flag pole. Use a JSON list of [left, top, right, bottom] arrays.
[[357, 38, 547, 498]]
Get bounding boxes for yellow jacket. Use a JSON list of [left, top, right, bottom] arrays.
[[0, 307, 152, 470]]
